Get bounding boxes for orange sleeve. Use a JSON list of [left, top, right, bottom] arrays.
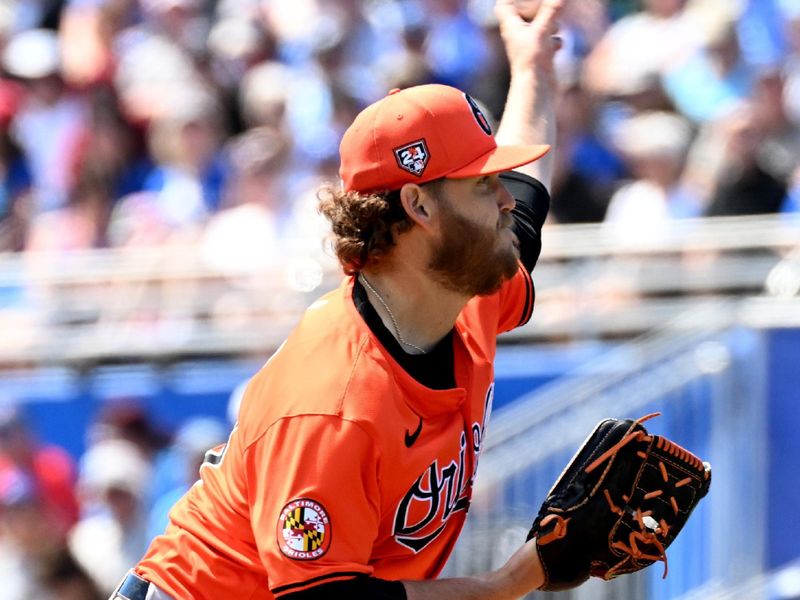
[[494, 263, 535, 334], [245, 414, 381, 596]]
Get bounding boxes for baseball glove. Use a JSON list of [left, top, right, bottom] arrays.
[[528, 413, 711, 591]]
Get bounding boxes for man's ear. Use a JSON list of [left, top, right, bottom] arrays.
[[399, 183, 438, 232]]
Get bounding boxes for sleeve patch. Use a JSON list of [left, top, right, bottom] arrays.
[[277, 498, 332, 560]]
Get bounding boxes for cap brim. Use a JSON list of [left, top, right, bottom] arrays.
[[445, 144, 551, 179]]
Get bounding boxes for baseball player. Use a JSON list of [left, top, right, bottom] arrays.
[[111, 0, 564, 598]]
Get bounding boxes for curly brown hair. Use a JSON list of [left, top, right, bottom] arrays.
[[317, 186, 408, 274], [317, 181, 443, 274]]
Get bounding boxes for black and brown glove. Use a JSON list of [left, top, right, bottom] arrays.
[[528, 413, 711, 591]]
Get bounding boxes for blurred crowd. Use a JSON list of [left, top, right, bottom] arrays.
[[0, 0, 797, 261], [0, 398, 230, 599]]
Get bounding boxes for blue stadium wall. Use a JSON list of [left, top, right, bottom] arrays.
[[767, 328, 800, 570]]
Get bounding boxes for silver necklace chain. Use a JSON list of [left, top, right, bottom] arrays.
[[359, 274, 428, 355]]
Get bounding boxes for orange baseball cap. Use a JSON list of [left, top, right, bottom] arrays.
[[339, 84, 550, 193]]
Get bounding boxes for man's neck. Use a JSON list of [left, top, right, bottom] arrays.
[[359, 263, 468, 354]]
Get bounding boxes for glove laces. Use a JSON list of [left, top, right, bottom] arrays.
[[586, 413, 670, 579]]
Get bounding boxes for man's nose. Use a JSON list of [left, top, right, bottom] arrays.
[[497, 182, 516, 212]]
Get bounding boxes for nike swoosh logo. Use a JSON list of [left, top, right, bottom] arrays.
[[404, 417, 423, 448]]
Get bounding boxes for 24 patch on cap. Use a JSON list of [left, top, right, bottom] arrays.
[[277, 498, 331, 560], [393, 139, 429, 177]]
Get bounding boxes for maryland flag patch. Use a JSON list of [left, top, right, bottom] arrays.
[[278, 498, 331, 560]]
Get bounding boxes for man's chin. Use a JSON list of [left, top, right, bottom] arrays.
[[502, 227, 520, 251], [473, 257, 519, 297], [500, 237, 521, 262]]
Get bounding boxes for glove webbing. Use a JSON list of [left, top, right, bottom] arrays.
[[541, 413, 707, 581]]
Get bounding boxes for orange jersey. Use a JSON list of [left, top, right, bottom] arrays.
[[137, 267, 534, 599]]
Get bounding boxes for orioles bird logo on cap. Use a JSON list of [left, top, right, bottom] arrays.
[[464, 94, 492, 136], [394, 139, 430, 177]]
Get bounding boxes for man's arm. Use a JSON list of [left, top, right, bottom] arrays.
[[494, 0, 564, 193], [403, 538, 544, 600], [402, 5, 564, 594], [284, 537, 544, 600]]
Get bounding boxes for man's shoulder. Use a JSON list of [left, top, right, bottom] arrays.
[[239, 283, 398, 435], [266, 282, 374, 388]]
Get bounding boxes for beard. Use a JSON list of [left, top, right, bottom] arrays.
[[427, 199, 520, 297]]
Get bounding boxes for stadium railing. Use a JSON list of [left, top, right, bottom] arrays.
[[444, 316, 769, 599], [0, 214, 797, 365]]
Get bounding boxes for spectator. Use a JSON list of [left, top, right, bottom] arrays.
[[0, 405, 80, 532], [88, 397, 170, 460], [25, 86, 151, 252], [0, 79, 32, 251], [201, 126, 291, 273], [140, 0, 211, 60], [2, 28, 88, 213], [236, 59, 321, 189], [662, 5, 755, 123], [551, 79, 627, 223], [752, 70, 800, 182], [69, 439, 153, 596], [311, 0, 403, 106], [583, 0, 697, 108], [24, 171, 113, 253], [72, 87, 151, 207], [703, 103, 788, 216], [36, 547, 104, 600], [0, 468, 66, 600], [424, 0, 490, 89], [780, 4, 800, 177], [604, 110, 699, 238], [238, 61, 293, 131], [59, 0, 130, 88], [27, 85, 152, 252], [112, 31, 199, 126], [374, 1, 433, 93], [207, 14, 275, 98], [141, 84, 228, 224]]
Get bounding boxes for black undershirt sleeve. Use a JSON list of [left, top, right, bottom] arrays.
[[499, 171, 550, 274], [280, 575, 407, 599]]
